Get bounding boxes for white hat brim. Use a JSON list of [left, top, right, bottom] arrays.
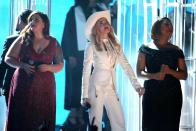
[[85, 10, 111, 40]]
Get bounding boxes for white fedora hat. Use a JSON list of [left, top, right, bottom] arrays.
[[85, 10, 111, 40]]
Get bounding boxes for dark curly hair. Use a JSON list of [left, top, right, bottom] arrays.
[[151, 17, 173, 42], [19, 9, 33, 24]]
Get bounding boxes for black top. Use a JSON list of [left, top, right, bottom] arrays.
[[139, 44, 184, 89]]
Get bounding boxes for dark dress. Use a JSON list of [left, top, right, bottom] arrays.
[[0, 35, 18, 105], [139, 44, 184, 131], [5, 37, 61, 131]]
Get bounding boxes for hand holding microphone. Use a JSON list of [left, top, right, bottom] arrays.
[[20, 60, 35, 79], [81, 98, 91, 111]]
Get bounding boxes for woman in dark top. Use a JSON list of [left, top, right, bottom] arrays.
[[137, 17, 187, 131]]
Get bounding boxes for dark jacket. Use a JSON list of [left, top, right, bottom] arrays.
[[0, 34, 18, 105]]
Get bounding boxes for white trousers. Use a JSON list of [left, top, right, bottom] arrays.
[[88, 88, 126, 131]]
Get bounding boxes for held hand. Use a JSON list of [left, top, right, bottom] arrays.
[[139, 88, 145, 96], [69, 56, 77, 68], [37, 64, 51, 72], [136, 88, 145, 97]]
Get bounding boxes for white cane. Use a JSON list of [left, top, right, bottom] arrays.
[[139, 95, 142, 131]]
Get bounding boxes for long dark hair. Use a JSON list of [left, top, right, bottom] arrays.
[[20, 11, 50, 46], [28, 11, 50, 36], [19, 9, 33, 24]]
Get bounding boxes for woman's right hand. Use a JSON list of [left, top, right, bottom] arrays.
[[20, 62, 35, 75], [153, 72, 165, 80], [152, 64, 167, 80], [81, 98, 91, 108]]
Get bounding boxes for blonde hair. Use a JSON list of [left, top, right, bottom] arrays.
[[91, 19, 119, 51]]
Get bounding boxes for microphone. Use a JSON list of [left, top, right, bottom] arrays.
[[28, 59, 34, 81], [28, 59, 34, 65], [83, 102, 91, 111], [27, 21, 33, 28]]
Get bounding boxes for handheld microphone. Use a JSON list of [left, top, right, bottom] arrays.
[[83, 102, 91, 111], [28, 59, 34, 65], [28, 59, 34, 81], [27, 21, 33, 28]]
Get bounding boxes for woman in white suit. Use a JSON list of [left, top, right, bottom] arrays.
[[81, 10, 144, 131]]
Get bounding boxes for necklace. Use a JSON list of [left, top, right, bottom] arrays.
[[37, 47, 43, 53]]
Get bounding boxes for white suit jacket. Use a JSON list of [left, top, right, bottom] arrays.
[[81, 42, 141, 99]]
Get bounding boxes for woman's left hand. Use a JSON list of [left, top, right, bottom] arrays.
[[37, 64, 51, 72]]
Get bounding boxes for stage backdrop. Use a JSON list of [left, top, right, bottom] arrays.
[[0, 0, 196, 131]]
